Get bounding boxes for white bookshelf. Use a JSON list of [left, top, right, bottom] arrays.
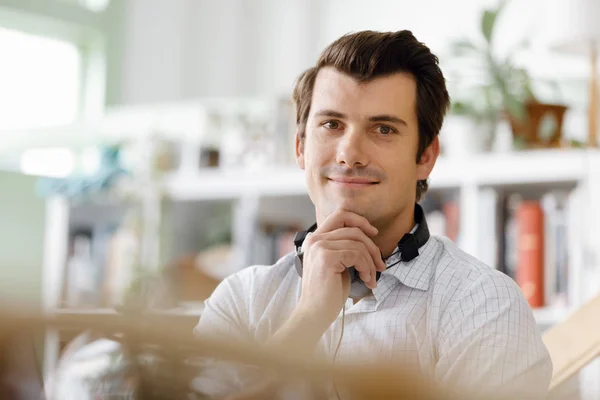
[[40, 147, 600, 397], [163, 167, 308, 200], [162, 148, 590, 200], [433, 149, 589, 187]]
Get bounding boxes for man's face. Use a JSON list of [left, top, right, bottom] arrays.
[[295, 67, 439, 229]]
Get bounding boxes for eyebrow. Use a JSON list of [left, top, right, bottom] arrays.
[[313, 109, 407, 127], [368, 115, 408, 127], [314, 109, 346, 119]]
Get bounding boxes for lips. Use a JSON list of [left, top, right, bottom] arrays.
[[328, 177, 379, 186]]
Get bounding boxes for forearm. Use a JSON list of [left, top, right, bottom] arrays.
[[267, 306, 331, 354], [221, 307, 331, 400]]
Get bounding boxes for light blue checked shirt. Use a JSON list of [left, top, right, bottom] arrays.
[[194, 235, 552, 398]]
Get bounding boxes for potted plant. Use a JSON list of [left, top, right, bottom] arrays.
[[447, 0, 567, 150]]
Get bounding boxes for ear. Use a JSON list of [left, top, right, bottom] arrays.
[[416, 135, 440, 181], [295, 131, 305, 170]]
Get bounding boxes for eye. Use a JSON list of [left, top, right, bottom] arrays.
[[376, 125, 397, 136], [322, 120, 342, 130]]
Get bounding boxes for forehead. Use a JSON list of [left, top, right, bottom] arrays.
[[309, 67, 417, 120]]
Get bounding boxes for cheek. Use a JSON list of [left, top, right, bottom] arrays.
[[304, 137, 330, 168], [383, 149, 418, 182]]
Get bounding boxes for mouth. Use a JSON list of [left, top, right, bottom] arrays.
[[327, 177, 380, 188]]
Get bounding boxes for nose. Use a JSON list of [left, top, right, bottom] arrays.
[[335, 128, 368, 167]]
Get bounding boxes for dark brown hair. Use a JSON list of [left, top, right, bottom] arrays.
[[292, 30, 450, 201]]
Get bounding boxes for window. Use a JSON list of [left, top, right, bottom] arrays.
[[0, 26, 82, 131]]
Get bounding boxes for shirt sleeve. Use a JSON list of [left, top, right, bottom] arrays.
[[436, 270, 553, 398], [192, 273, 259, 398], [193, 273, 250, 340]]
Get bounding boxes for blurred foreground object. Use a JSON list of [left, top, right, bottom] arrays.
[[0, 330, 43, 400], [543, 293, 600, 391], [5, 297, 600, 400], [0, 310, 462, 400], [548, 0, 600, 147]]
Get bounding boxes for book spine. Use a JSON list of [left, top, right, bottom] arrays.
[[516, 201, 545, 308]]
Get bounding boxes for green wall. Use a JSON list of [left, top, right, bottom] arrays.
[[0, 172, 45, 310]]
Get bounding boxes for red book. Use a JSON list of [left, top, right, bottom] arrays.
[[442, 201, 460, 242], [515, 201, 545, 308]]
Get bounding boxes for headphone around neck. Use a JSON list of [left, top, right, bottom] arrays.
[[293, 203, 431, 298]]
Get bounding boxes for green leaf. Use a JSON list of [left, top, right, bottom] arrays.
[[481, 0, 508, 43], [481, 10, 496, 43], [450, 39, 481, 57], [451, 101, 479, 117], [504, 93, 525, 121]]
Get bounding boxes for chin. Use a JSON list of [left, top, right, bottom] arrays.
[[329, 197, 376, 219]]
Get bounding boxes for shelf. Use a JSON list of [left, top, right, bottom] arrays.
[[0, 98, 275, 155], [164, 149, 596, 202], [163, 167, 308, 200], [434, 148, 591, 188], [49, 305, 204, 318], [469, 149, 589, 187], [46, 308, 204, 343]]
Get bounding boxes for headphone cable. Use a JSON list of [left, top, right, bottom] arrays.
[[332, 250, 400, 399]]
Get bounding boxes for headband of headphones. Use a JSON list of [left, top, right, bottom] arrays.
[[293, 203, 430, 262]]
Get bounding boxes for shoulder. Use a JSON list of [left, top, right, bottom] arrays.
[[428, 238, 552, 395], [428, 236, 537, 338], [428, 236, 519, 301], [194, 253, 299, 335], [226, 252, 297, 289], [210, 252, 299, 305]]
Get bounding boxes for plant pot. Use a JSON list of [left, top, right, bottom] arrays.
[[508, 101, 568, 149]]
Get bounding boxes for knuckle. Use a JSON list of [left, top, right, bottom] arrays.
[[341, 250, 355, 266], [357, 241, 368, 253], [349, 227, 363, 236]]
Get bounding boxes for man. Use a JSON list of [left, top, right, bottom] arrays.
[[194, 30, 552, 398]]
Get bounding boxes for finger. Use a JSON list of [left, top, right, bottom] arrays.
[[316, 228, 386, 272], [318, 209, 378, 237], [320, 240, 378, 288], [320, 246, 377, 289], [337, 247, 375, 286]]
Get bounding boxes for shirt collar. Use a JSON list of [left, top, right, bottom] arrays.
[[377, 231, 433, 293]]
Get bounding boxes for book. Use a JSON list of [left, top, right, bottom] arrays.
[[515, 201, 545, 308]]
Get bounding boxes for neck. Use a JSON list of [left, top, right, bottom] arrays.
[[372, 206, 415, 258]]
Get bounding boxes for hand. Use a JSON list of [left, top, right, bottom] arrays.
[[296, 209, 387, 327]]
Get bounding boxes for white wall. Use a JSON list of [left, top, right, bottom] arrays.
[[120, 0, 187, 103], [316, 0, 483, 55], [180, 0, 243, 98], [235, 0, 320, 97], [119, 0, 320, 103], [116, 0, 590, 105]]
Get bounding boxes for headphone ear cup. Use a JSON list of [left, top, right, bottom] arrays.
[[347, 267, 360, 283], [294, 253, 304, 277], [349, 267, 382, 283], [398, 233, 419, 262]]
